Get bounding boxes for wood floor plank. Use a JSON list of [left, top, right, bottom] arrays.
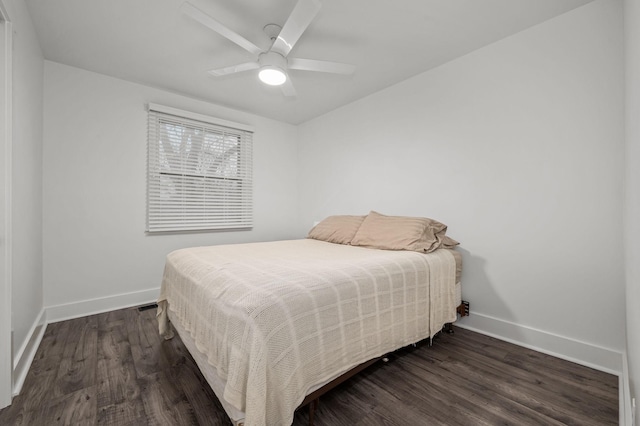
[[97, 309, 127, 332], [37, 320, 72, 360], [346, 371, 452, 426], [430, 332, 618, 425], [354, 408, 405, 426], [361, 361, 483, 426], [433, 344, 609, 423], [293, 373, 379, 425], [364, 398, 450, 426], [23, 385, 97, 426], [504, 350, 619, 403], [96, 399, 148, 426], [452, 328, 618, 400], [96, 359, 142, 410], [368, 357, 525, 426], [96, 322, 141, 405], [125, 308, 171, 379], [0, 307, 619, 426], [96, 318, 148, 425], [170, 360, 233, 426], [55, 315, 98, 397], [404, 355, 574, 425], [12, 357, 60, 412], [137, 371, 198, 425]]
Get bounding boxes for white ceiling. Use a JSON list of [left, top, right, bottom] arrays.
[[25, 0, 593, 124]]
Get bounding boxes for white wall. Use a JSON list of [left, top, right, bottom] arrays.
[[5, 0, 43, 371], [625, 0, 640, 419], [298, 0, 625, 368], [42, 61, 298, 313]]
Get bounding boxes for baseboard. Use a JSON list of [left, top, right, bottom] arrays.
[[620, 352, 634, 426], [46, 287, 160, 324], [12, 308, 46, 396], [456, 312, 623, 375]]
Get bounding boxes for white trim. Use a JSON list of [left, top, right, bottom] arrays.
[[46, 288, 160, 323], [0, 1, 12, 410], [620, 351, 633, 426], [11, 308, 46, 397], [456, 312, 623, 375], [147, 103, 254, 133]]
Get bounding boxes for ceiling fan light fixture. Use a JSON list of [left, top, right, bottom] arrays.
[[257, 51, 288, 86], [258, 67, 287, 86]]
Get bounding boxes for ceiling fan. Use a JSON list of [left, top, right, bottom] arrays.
[[181, 0, 355, 97]]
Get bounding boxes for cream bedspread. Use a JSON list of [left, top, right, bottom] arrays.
[[157, 239, 457, 426]]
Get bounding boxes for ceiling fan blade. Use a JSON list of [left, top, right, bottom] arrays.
[[280, 77, 297, 98], [208, 62, 260, 77], [181, 2, 263, 56], [288, 58, 355, 75], [270, 0, 321, 57]]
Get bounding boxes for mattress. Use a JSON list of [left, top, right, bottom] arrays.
[[158, 239, 461, 426]]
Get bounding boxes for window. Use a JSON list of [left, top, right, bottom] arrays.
[[147, 104, 253, 233]]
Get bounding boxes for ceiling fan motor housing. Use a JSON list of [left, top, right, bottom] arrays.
[[259, 51, 287, 70]]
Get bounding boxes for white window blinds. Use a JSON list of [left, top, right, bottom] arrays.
[[147, 105, 253, 233]]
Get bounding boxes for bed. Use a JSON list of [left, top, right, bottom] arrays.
[[157, 212, 463, 426]]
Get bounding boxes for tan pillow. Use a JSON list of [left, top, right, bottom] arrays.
[[307, 215, 366, 245], [351, 211, 447, 253], [441, 235, 460, 249]]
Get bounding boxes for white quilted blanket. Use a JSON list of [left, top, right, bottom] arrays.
[[157, 239, 457, 426]]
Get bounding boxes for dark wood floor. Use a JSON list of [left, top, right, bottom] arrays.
[[0, 306, 618, 425]]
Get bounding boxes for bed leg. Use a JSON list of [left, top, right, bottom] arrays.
[[443, 323, 454, 334], [309, 398, 319, 426], [456, 300, 470, 317]]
